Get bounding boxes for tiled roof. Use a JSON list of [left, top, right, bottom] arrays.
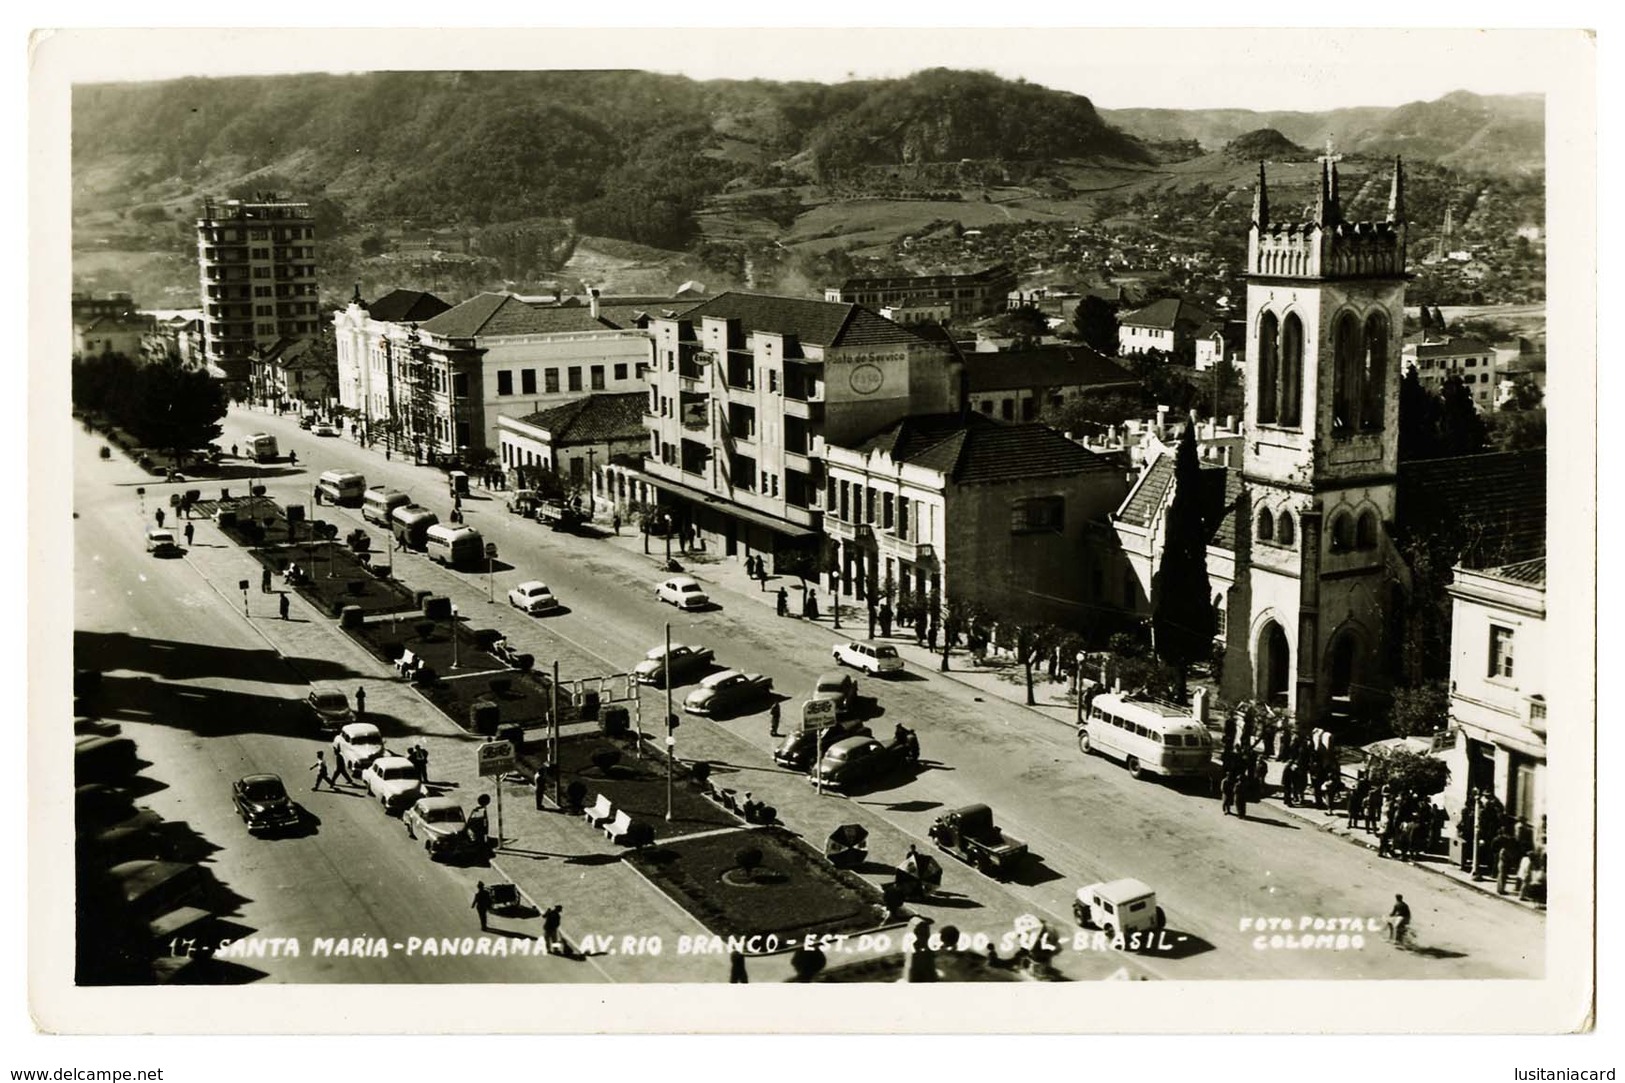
[[595, 299, 703, 330], [679, 292, 924, 349], [1396, 449, 1546, 569], [419, 293, 615, 338], [906, 422, 1118, 485], [1119, 297, 1212, 330], [1115, 455, 1175, 529], [79, 314, 153, 334], [367, 289, 452, 324], [964, 345, 1136, 393], [1411, 336, 1494, 358], [1481, 557, 1546, 586], [853, 413, 995, 461], [513, 392, 648, 445]]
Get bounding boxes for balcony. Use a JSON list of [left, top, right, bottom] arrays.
[[681, 402, 709, 432], [881, 535, 935, 565], [784, 447, 811, 473]]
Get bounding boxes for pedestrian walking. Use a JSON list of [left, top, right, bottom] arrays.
[[612, 512, 620, 536], [775, 587, 788, 617], [534, 767, 547, 811], [916, 610, 928, 645], [1346, 779, 1365, 830], [231, 443, 239, 458], [310, 750, 337, 791], [262, 567, 273, 593], [805, 589, 819, 621], [289, 450, 298, 466], [183, 522, 195, 547], [155, 508, 165, 528], [1220, 772, 1235, 815], [769, 701, 782, 737], [473, 882, 492, 931], [279, 592, 291, 620], [542, 905, 564, 954], [927, 620, 938, 652], [1234, 776, 1248, 818], [313, 486, 323, 506], [878, 601, 893, 638], [354, 686, 366, 721], [330, 755, 355, 788]]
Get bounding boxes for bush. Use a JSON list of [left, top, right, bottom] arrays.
[[489, 676, 513, 697], [414, 665, 438, 685], [591, 748, 622, 775], [413, 620, 436, 642], [565, 780, 587, 812], [734, 846, 764, 879], [423, 595, 452, 620], [601, 705, 629, 739], [470, 700, 500, 735], [1388, 682, 1450, 738], [514, 653, 535, 672], [216, 510, 237, 528], [472, 628, 502, 650], [250, 484, 267, 497], [340, 606, 364, 629], [624, 822, 656, 849], [346, 579, 366, 596], [379, 640, 403, 660], [1365, 746, 1451, 798], [690, 760, 712, 786], [328, 596, 349, 617], [414, 589, 433, 607], [241, 523, 265, 544]]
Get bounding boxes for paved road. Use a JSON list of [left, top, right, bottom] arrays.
[[212, 407, 1544, 981]]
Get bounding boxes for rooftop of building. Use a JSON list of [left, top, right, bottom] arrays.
[[77, 313, 155, 334], [1118, 297, 1214, 330], [962, 344, 1136, 393], [1114, 450, 1243, 550], [1408, 336, 1495, 357], [366, 289, 453, 325], [837, 264, 1014, 291], [678, 291, 926, 351], [418, 292, 618, 339], [1468, 556, 1547, 588], [851, 412, 1118, 485], [1396, 448, 1546, 569], [510, 392, 648, 445]]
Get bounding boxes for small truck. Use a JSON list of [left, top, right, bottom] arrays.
[[536, 498, 585, 531], [928, 803, 1028, 880]]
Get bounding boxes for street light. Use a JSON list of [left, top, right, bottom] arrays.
[[450, 603, 460, 670], [664, 621, 674, 822]]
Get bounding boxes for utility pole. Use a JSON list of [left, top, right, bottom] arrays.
[[665, 621, 674, 822], [550, 659, 560, 806]]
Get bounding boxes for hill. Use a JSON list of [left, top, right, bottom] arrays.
[[1222, 129, 1311, 162]]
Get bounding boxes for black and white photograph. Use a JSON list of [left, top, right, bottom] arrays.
[[21, 14, 1600, 1058]]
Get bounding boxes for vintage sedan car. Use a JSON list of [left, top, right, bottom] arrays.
[[332, 722, 385, 775], [507, 580, 559, 615], [232, 773, 301, 835], [811, 732, 919, 793], [632, 643, 715, 687], [655, 575, 709, 610], [145, 528, 181, 557], [810, 670, 860, 718], [403, 796, 474, 860], [364, 756, 423, 814], [832, 640, 904, 676], [312, 423, 341, 437], [306, 689, 353, 733], [682, 669, 773, 717]]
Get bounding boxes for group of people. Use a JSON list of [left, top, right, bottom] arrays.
[[403, 741, 431, 784], [470, 885, 565, 952], [1457, 792, 1546, 901], [1341, 774, 1446, 863], [775, 586, 822, 621]]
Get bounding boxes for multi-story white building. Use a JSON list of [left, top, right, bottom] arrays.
[[1442, 557, 1546, 834], [332, 288, 453, 424], [196, 196, 321, 394], [1402, 335, 1497, 408], [640, 292, 961, 561], [1117, 297, 1213, 359], [825, 265, 1015, 322]]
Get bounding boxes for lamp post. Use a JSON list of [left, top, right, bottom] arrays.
[[485, 542, 498, 604], [664, 621, 674, 822], [450, 604, 460, 670], [663, 513, 673, 565]]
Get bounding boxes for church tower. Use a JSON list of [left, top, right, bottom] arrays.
[[1229, 152, 1408, 724]]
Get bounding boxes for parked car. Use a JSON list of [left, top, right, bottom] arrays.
[[332, 722, 385, 775], [682, 669, 773, 717], [306, 689, 353, 733], [145, 528, 181, 557], [773, 717, 870, 771], [364, 756, 423, 814], [655, 575, 709, 610], [1073, 879, 1166, 942], [632, 643, 715, 687], [810, 670, 860, 718], [99, 860, 208, 920], [75, 734, 139, 784], [811, 729, 920, 793], [832, 640, 903, 676], [312, 423, 340, 437], [507, 580, 559, 615], [299, 415, 315, 430], [232, 774, 301, 835], [403, 796, 475, 860]]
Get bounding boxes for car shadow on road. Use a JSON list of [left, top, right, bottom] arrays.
[[77, 629, 366, 685], [859, 798, 944, 814], [916, 892, 985, 911], [1233, 813, 1300, 830], [1006, 856, 1066, 888], [1397, 942, 1469, 960]]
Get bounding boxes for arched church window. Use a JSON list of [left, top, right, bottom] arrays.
[[1256, 312, 1280, 425], [1356, 509, 1379, 550], [1332, 312, 1362, 435], [1256, 508, 1275, 543], [1280, 313, 1304, 427], [1329, 511, 1354, 552], [1213, 593, 1227, 638], [1277, 510, 1296, 547], [1361, 313, 1389, 431]]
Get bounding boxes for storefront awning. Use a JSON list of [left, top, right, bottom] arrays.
[[634, 470, 817, 539]]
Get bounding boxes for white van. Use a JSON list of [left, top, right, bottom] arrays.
[[390, 504, 439, 550], [424, 524, 484, 568], [1078, 693, 1215, 781], [362, 487, 412, 525], [246, 433, 279, 462], [317, 470, 367, 506]]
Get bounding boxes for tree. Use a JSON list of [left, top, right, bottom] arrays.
[[1364, 745, 1450, 799], [133, 358, 228, 461], [985, 305, 1049, 349], [1498, 375, 1544, 413], [734, 846, 764, 882], [1072, 296, 1120, 355], [1150, 423, 1214, 702], [1397, 367, 1441, 461], [1437, 375, 1489, 456], [1489, 408, 1546, 452], [1387, 682, 1450, 738]]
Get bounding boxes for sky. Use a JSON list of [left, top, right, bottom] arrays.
[[28, 23, 1590, 114]]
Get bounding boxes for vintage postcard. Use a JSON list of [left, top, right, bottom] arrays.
[[28, 23, 1596, 1039]]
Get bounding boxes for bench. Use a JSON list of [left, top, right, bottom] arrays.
[[396, 648, 420, 678], [583, 793, 614, 827], [713, 787, 740, 812], [603, 809, 634, 845]]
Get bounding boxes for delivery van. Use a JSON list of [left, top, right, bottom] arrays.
[[424, 524, 484, 568], [390, 504, 439, 550], [246, 433, 279, 462], [362, 487, 412, 525]]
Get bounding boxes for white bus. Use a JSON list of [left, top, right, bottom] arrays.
[[424, 524, 484, 568], [362, 487, 411, 525], [1078, 693, 1216, 782], [317, 470, 367, 506], [246, 433, 279, 462]]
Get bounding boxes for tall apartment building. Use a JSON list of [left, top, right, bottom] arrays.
[[824, 265, 1016, 322], [196, 196, 320, 393], [641, 292, 961, 560]]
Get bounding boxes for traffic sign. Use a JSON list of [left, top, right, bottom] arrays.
[[800, 698, 837, 733], [477, 739, 516, 778], [485, 542, 498, 558]]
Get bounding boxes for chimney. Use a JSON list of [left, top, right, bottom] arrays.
[[589, 287, 601, 321]]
